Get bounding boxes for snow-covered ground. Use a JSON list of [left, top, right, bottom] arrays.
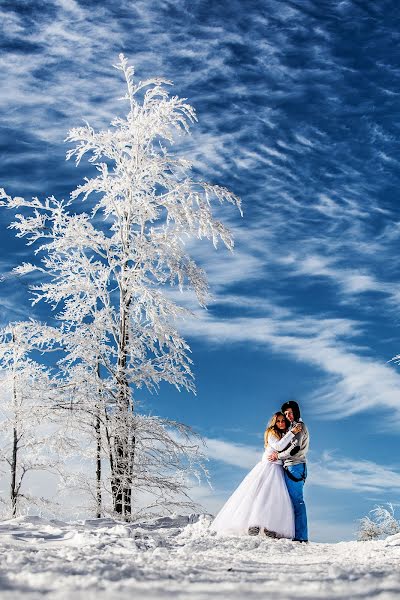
[[0, 514, 399, 599]]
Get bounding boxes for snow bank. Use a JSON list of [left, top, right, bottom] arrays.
[[0, 514, 399, 599]]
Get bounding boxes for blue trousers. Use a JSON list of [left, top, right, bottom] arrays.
[[284, 463, 308, 541]]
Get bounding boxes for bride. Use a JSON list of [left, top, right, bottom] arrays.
[[211, 412, 301, 539]]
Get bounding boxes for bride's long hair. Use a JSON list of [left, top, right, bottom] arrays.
[[265, 411, 290, 440]]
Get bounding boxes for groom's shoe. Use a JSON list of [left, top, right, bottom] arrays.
[[292, 538, 308, 543], [263, 528, 276, 538], [248, 526, 260, 536]]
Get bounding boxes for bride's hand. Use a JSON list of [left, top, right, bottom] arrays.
[[292, 423, 302, 434]]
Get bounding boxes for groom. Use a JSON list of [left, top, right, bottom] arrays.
[[269, 400, 309, 543]]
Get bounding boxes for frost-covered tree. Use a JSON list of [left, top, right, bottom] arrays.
[[129, 414, 208, 517], [0, 321, 60, 517], [55, 321, 113, 518], [358, 504, 400, 541], [0, 55, 240, 519]]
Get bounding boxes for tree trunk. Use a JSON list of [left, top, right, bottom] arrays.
[[10, 331, 18, 517], [11, 424, 18, 517], [113, 424, 131, 518], [95, 408, 102, 518], [104, 410, 114, 478], [95, 362, 102, 518], [112, 294, 134, 520]]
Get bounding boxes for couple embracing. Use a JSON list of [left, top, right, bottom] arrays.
[[211, 400, 309, 543]]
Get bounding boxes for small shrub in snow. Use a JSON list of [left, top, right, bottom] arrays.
[[358, 504, 400, 541]]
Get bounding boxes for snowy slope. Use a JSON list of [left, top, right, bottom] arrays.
[[0, 514, 399, 599]]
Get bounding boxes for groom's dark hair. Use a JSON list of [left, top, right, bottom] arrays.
[[281, 400, 301, 421]]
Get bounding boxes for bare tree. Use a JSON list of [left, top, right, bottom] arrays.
[[0, 321, 60, 516]]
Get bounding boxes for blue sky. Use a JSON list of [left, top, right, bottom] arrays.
[[1, 0, 400, 541]]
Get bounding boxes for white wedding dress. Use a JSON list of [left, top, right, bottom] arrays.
[[210, 430, 295, 539]]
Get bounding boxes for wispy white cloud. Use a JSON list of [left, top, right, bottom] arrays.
[[203, 436, 261, 470], [310, 452, 400, 493], [286, 252, 400, 303], [203, 436, 400, 494], [177, 302, 400, 422]]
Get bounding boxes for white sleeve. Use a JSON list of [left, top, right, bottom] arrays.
[[277, 438, 299, 460], [267, 430, 295, 451]]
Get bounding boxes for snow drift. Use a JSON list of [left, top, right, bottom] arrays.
[[0, 514, 399, 599]]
